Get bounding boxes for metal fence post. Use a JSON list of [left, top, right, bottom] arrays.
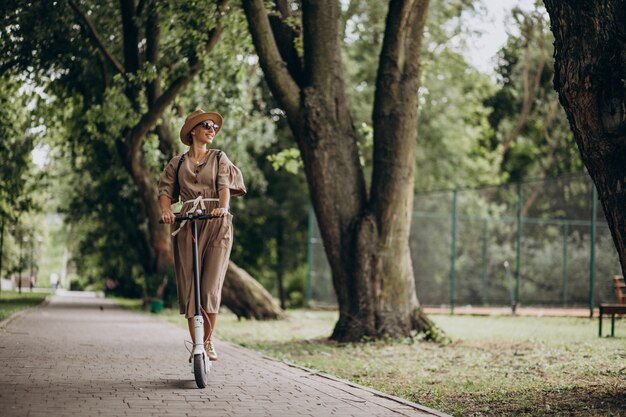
[[450, 189, 458, 314], [514, 182, 522, 313], [306, 207, 314, 307], [562, 223, 569, 307], [589, 184, 597, 317], [0, 215, 4, 294], [482, 218, 489, 305]]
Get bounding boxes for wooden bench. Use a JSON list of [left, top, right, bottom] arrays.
[[613, 275, 626, 304], [598, 275, 626, 337]]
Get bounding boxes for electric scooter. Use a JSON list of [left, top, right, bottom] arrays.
[[162, 210, 223, 388]]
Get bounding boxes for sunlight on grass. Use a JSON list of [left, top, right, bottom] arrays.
[[215, 310, 626, 417], [0, 291, 49, 321], [431, 314, 607, 343], [218, 309, 338, 344], [118, 300, 625, 417], [109, 296, 143, 311]]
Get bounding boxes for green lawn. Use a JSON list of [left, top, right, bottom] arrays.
[[130, 303, 626, 417], [0, 291, 50, 322]]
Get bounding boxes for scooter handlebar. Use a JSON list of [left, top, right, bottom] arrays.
[[159, 213, 225, 224]]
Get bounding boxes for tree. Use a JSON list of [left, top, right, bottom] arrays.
[[484, 4, 583, 185], [0, 75, 40, 287], [0, 1, 282, 318], [234, 133, 310, 309], [341, 0, 496, 193], [543, 1, 626, 273], [243, 0, 439, 341]]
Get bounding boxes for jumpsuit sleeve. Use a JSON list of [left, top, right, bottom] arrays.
[[217, 152, 247, 198], [158, 156, 181, 201]]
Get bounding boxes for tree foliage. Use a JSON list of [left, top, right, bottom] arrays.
[[0, 75, 44, 282], [0, 1, 286, 315], [484, 2, 584, 183], [0, 76, 38, 218], [1, 0, 230, 285], [340, 0, 496, 192], [0, 0, 594, 320]]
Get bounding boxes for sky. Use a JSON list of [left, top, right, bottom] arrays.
[[30, 0, 539, 167], [463, 0, 537, 74]]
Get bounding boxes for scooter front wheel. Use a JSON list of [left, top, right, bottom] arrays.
[[193, 353, 209, 388]]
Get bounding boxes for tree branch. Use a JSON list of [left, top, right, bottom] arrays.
[[268, 0, 303, 85], [128, 71, 198, 155], [144, 0, 176, 159], [403, 0, 430, 77], [242, 0, 301, 120], [376, 0, 430, 95], [124, 0, 228, 156], [301, 0, 340, 92], [371, 0, 430, 215], [201, 25, 223, 56], [68, 0, 127, 77], [119, 0, 140, 74], [496, 45, 547, 168], [145, 0, 161, 108], [521, 100, 561, 217], [136, 0, 147, 17]]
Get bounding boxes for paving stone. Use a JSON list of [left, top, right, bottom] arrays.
[[0, 294, 449, 417]]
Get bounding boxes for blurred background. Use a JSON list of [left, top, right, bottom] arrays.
[[2, 0, 615, 312]]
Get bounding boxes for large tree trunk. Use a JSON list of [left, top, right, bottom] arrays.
[[544, 1, 626, 274], [0, 216, 4, 292], [244, 0, 438, 341], [362, 0, 434, 339], [222, 262, 285, 319]]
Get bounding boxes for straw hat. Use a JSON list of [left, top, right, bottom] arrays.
[[179, 109, 223, 146]]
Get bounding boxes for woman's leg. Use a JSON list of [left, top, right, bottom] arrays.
[[206, 313, 217, 341], [187, 317, 195, 341]]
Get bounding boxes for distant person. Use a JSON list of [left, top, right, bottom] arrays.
[[104, 278, 118, 297], [50, 272, 59, 290], [158, 109, 246, 361], [16, 274, 22, 293]]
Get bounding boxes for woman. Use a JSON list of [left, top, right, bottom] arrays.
[[158, 109, 246, 361]]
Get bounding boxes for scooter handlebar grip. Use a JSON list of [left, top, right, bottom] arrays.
[[158, 214, 225, 224]]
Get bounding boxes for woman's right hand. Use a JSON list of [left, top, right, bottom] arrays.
[[161, 207, 176, 224]]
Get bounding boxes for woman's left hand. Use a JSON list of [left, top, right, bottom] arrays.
[[210, 207, 229, 217]]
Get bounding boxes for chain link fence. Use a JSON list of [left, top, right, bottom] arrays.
[[307, 174, 621, 313]]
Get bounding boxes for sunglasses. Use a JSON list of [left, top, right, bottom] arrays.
[[198, 121, 219, 131]]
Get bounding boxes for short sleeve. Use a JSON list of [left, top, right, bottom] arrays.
[[158, 156, 181, 201], [217, 153, 246, 197]]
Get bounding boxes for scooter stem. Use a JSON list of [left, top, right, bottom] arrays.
[[191, 220, 205, 354]]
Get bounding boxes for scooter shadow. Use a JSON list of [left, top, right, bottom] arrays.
[[135, 378, 201, 390]]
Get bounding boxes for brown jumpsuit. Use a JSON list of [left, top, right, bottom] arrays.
[[158, 149, 246, 318]]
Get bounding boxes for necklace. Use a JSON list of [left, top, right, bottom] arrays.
[[190, 151, 208, 164]]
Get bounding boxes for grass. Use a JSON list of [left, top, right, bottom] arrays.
[[128, 303, 626, 417], [110, 296, 144, 311], [0, 290, 50, 322]]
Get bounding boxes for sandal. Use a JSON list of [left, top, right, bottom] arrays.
[[204, 340, 218, 361]]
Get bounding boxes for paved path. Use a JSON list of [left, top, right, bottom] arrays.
[[0, 293, 448, 417]]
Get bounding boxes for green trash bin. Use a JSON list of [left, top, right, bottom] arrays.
[[150, 299, 164, 314]]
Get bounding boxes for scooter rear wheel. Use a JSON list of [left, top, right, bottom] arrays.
[[193, 353, 209, 388]]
